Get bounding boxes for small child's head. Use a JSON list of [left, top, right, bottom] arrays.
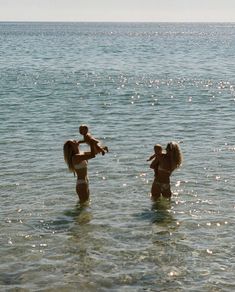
[[79, 124, 89, 135], [154, 144, 162, 155]]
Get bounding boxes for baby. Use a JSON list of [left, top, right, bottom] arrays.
[[147, 144, 163, 177], [79, 124, 108, 155], [147, 144, 163, 162]]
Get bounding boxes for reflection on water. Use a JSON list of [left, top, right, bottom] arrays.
[[64, 201, 93, 225], [151, 198, 173, 224]]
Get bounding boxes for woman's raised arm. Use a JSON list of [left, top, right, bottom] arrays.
[[73, 140, 96, 164]]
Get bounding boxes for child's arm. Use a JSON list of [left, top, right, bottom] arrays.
[[147, 153, 156, 161]]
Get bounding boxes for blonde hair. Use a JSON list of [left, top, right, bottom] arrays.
[[63, 140, 76, 175], [167, 141, 183, 171]]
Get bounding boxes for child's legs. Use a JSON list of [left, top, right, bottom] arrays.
[[103, 146, 109, 152], [95, 144, 104, 154]]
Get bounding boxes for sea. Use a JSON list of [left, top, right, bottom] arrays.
[[0, 22, 235, 291]]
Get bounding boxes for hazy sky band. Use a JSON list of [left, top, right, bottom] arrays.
[[1, 0, 235, 22]]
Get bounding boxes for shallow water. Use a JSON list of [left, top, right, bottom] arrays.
[[0, 22, 235, 291]]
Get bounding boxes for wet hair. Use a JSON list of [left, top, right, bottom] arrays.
[[63, 140, 76, 175], [166, 141, 183, 171]]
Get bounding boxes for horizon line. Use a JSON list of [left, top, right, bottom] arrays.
[[1, 20, 235, 23]]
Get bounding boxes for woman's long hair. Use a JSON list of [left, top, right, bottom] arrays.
[[166, 142, 183, 171], [63, 140, 76, 175]]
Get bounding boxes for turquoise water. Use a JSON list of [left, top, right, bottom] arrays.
[[0, 22, 235, 291]]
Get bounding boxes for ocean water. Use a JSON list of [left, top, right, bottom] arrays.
[[0, 22, 235, 291]]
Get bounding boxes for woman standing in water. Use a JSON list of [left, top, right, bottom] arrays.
[[63, 140, 96, 204], [150, 141, 183, 201]]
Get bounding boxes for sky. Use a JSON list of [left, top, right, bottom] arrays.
[[0, 0, 235, 22]]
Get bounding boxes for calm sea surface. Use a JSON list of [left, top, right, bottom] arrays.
[[0, 22, 235, 291]]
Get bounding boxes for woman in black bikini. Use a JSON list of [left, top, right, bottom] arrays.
[[150, 142, 183, 200], [63, 140, 96, 204]]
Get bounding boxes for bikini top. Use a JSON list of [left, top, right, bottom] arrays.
[[74, 160, 87, 170]]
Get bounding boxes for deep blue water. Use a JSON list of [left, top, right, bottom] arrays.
[[0, 22, 235, 291]]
